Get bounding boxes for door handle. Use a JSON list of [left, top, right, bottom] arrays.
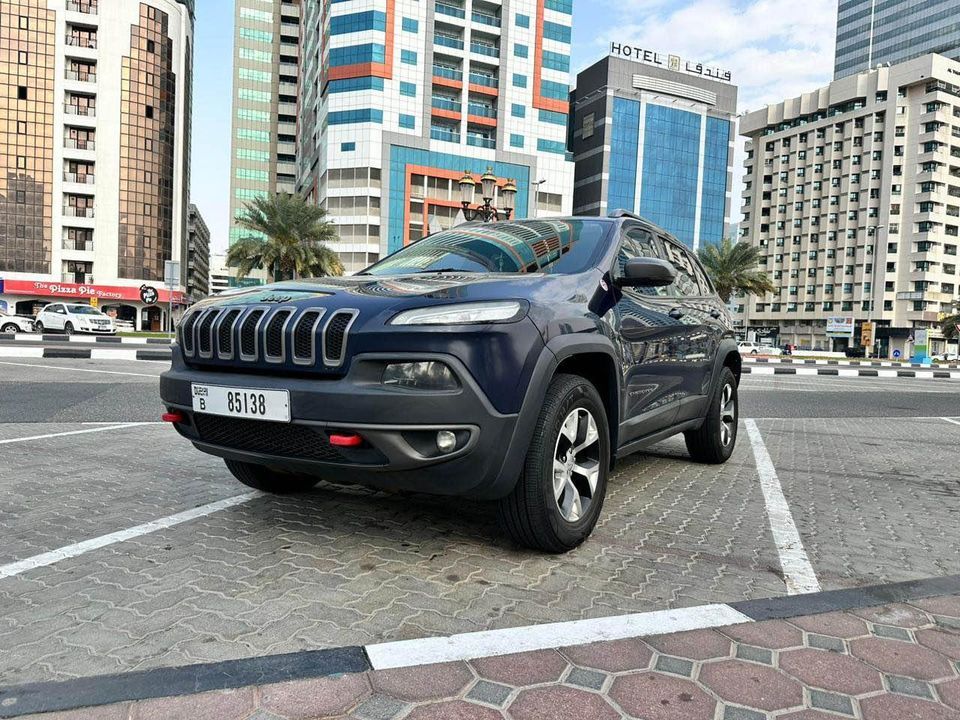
[[668, 307, 685, 320]]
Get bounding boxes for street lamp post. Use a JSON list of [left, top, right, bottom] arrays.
[[458, 168, 517, 222], [531, 179, 547, 219]]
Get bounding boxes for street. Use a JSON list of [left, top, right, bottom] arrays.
[[1, 357, 958, 693]]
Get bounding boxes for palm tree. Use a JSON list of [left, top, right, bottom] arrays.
[[228, 193, 344, 282], [697, 237, 775, 303], [941, 302, 959, 342]]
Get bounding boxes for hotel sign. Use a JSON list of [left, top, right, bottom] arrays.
[[609, 42, 732, 83]]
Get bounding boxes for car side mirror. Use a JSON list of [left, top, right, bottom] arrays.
[[619, 257, 677, 288]]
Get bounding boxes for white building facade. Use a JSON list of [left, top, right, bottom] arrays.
[[739, 55, 960, 356], [0, 0, 194, 331], [295, 0, 575, 273]]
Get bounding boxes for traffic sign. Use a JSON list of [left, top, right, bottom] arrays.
[[893, 349, 902, 359]]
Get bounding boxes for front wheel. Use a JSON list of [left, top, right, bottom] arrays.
[[497, 374, 610, 553], [684, 367, 738, 464], [224, 459, 320, 494], [34, 322, 44, 334], [64, 322, 74, 337]]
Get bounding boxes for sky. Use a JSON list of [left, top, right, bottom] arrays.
[[191, 0, 839, 252]]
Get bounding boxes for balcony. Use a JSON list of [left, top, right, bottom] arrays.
[[63, 238, 94, 251], [65, 69, 96, 83], [435, 2, 465, 19], [430, 126, 460, 143], [436, 34, 465, 51], [471, 11, 501, 27], [433, 65, 463, 82], [431, 96, 461, 112], [470, 42, 499, 58], [63, 172, 95, 184], [63, 206, 94, 218], [64, 103, 96, 117], [467, 102, 496, 118], [466, 134, 495, 149], [64, 138, 95, 151], [66, 0, 98, 13], [63, 273, 94, 284], [65, 35, 97, 49], [468, 72, 497, 88]]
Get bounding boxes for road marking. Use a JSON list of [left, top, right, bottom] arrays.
[[943, 417, 960, 427], [0, 360, 161, 378], [0, 347, 42, 358], [0, 423, 160, 446], [743, 418, 821, 596], [365, 603, 751, 670], [0, 492, 260, 580], [90, 348, 139, 361]]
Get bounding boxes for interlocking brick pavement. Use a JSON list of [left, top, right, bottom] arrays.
[[11, 596, 960, 719]]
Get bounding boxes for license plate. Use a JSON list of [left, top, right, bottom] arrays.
[[191, 384, 290, 422]]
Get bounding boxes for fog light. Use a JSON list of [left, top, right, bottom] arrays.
[[436, 430, 457, 453], [382, 361, 459, 390]]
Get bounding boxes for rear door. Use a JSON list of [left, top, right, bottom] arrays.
[[44, 304, 66, 330], [612, 224, 687, 443], [658, 236, 723, 422]]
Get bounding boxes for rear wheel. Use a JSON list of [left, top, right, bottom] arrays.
[[497, 374, 610, 553], [684, 367, 738, 464], [1, 323, 18, 334], [224, 459, 320, 494]]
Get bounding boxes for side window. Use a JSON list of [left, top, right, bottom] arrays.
[[687, 249, 713, 295], [660, 238, 700, 297]]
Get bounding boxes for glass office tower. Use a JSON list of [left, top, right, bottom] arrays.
[[571, 53, 738, 250], [835, 0, 960, 80]]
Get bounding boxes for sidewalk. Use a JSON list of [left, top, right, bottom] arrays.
[[4, 582, 959, 719]]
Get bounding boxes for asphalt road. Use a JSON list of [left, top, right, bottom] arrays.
[[1, 356, 958, 422]]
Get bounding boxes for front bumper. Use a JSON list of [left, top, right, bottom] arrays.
[[159, 351, 524, 499]]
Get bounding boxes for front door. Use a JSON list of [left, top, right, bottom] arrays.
[[45, 304, 67, 330], [612, 224, 688, 443]]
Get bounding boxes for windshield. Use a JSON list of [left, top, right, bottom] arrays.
[[67, 305, 106, 316], [361, 219, 612, 276]]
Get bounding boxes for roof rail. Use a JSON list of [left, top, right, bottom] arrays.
[[607, 209, 644, 221]]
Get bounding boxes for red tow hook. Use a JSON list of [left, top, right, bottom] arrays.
[[162, 410, 186, 424], [329, 433, 364, 447]]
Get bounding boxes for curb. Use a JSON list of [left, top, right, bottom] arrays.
[[0, 347, 170, 362], [746, 357, 959, 369], [1, 574, 957, 718], [742, 365, 960, 379], [2, 334, 172, 345]]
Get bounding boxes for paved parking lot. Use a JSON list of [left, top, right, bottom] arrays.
[[0, 357, 958, 691]]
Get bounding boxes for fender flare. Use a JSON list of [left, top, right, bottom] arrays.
[[713, 337, 742, 384], [488, 334, 621, 498]]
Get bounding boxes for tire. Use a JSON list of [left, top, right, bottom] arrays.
[[64, 322, 74, 337], [1, 323, 18, 334], [497, 373, 610, 553], [34, 322, 44, 334], [224, 459, 319, 494], [684, 366, 739, 464]]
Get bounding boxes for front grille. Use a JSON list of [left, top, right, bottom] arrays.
[[239, 309, 265, 358], [193, 414, 346, 463], [183, 305, 359, 369]]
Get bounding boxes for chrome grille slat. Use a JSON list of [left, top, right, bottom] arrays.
[[238, 307, 267, 361], [322, 309, 359, 367], [214, 308, 243, 360], [292, 309, 326, 365], [264, 308, 296, 364], [179, 311, 199, 356], [197, 308, 221, 358]]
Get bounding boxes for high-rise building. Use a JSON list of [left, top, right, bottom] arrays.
[[185, 203, 209, 301], [570, 48, 738, 250], [0, 0, 193, 330], [208, 253, 231, 294], [834, 0, 960, 80], [294, 0, 575, 273], [227, 0, 300, 256], [739, 54, 960, 357]]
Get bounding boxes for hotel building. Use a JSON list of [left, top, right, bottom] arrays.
[[570, 49, 738, 250], [0, 0, 194, 330], [293, 0, 575, 273], [739, 54, 960, 356]]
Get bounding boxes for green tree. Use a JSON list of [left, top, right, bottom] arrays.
[[227, 193, 344, 282], [941, 302, 960, 341], [697, 237, 775, 303]]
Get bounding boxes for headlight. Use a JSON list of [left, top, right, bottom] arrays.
[[389, 301, 524, 326], [382, 361, 460, 390]]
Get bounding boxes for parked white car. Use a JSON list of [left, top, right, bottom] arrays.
[[738, 341, 783, 356], [932, 352, 959, 362], [35, 303, 116, 336], [0, 309, 36, 334]]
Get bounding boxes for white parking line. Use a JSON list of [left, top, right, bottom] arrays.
[[0, 360, 161, 378], [366, 603, 752, 670], [0, 492, 260, 580], [743, 419, 821, 596], [943, 418, 960, 427], [0, 423, 161, 445]]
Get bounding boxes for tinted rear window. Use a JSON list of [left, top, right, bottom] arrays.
[[362, 219, 612, 276]]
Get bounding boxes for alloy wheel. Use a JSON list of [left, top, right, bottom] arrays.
[[719, 383, 736, 447], [552, 408, 601, 523]]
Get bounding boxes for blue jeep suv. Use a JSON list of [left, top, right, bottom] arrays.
[[160, 212, 741, 552]]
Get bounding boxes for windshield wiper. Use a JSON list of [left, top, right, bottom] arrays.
[[412, 268, 481, 274]]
